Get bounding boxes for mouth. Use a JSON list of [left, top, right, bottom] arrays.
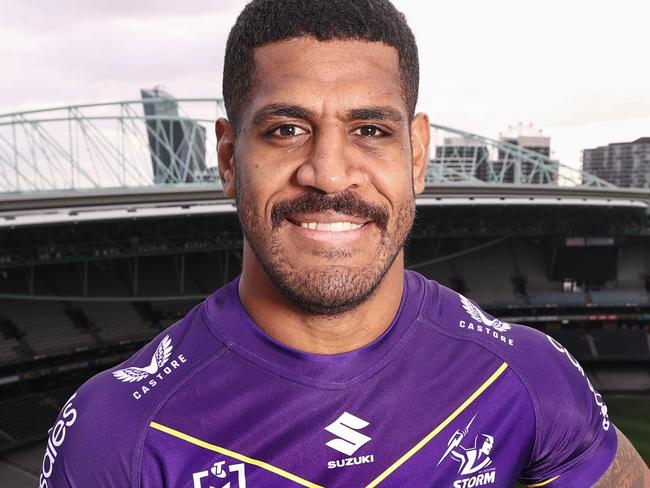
[[295, 221, 365, 232], [284, 212, 373, 243]]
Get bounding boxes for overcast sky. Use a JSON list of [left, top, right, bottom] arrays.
[[2, 0, 649, 166]]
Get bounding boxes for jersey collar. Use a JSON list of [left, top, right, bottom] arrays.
[[202, 271, 428, 388]]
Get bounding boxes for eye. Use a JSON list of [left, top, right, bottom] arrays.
[[270, 124, 308, 137], [352, 125, 388, 137]]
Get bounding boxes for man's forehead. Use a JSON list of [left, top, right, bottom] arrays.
[[245, 37, 406, 119], [254, 37, 399, 70]]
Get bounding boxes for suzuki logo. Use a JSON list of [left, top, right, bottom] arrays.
[[325, 412, 371, 456]]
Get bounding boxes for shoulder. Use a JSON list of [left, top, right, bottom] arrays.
[[40, 299, 226, 487], [413, 273, 616, 485], [419, 274, 609, 419], [415, 271, 544, 359], [415, 272, 599, 392]]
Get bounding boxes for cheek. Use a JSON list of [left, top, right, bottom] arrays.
[[237, 163, 294, 216], [371, 166, 414, 207], [238, 145, 300, 194]]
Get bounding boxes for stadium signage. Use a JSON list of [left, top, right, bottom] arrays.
[[565, 237, 615, 247]]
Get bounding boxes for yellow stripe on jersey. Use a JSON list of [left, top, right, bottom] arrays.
[[149, 421, 324, 488], [527, 475, 560, 487], [365, 361, 509, 488]]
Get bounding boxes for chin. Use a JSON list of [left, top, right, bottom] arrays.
[[264, 253, 397, 317]]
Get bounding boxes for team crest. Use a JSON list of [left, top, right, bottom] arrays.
[[437, 414, 494, 478]]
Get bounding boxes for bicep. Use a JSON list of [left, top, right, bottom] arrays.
[[593, 427, 650, 488]]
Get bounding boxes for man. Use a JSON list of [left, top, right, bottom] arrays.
[[42, 0, 649, 486]]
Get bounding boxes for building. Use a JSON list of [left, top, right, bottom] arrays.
[[495, 123, 558, 184], [430, 125, 557, 184], [432, 137, 490, 181], [583, 137, 650, 188], [141, 87, 207, 184]]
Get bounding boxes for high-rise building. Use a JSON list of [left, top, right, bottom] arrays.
[[141, 87, 207, 184], [495, 123, 557, 184], [430, 126, 557, 184], [583, 137, 650, 188], [432, 137, 490, 181]]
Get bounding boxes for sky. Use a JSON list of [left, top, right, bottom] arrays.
[[1, 0, 649, 167]]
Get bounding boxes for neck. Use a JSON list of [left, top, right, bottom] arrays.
[[238, 245, 405, 354]]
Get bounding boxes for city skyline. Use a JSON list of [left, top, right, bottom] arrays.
[[1, 0, 648, 170]]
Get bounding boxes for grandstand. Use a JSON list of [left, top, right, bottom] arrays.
[[0, 95, 648, 484]]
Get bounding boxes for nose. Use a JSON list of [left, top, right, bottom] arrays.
[[295, 125, 365, 193]]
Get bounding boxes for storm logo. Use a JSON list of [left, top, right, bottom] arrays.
[[437, 414, 494, 476], [112, 335, 172, 383]]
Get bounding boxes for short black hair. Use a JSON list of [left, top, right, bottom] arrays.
[[223, 0, 419, 129]]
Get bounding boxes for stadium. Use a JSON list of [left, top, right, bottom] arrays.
[[0, 92, 648, 485]]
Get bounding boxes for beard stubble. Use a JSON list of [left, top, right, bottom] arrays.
[[236, 177, 415, 316]]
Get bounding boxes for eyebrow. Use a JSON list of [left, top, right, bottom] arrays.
[[250, 103, 404, 126], [251, 103, 314, 126], [346, 106, 404, 123]]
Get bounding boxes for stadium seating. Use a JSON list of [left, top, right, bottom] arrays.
[[151, 299, 201, 328], [0, 392, 62, 448], [589, 290, 648, 306], [0, 297, 203, 363], [453, 241, 517, 304], [0, 300, 96, 356], [591, 329, 650, 358], [615, 243, 646, 290], [0, 386, 75, 453], [76, 301, 154, 344], [0, 443, 42, 483], [529, 291, 587, 306], [425, 238, 650, 310], [546, 329, 593, 358], [510, 240, 549, 298], [0, 336, 22, 365], [593, 366, 650, 392]]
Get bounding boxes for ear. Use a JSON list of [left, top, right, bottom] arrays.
[[216, 118, 236, 198], [410, 112, 430, 194]]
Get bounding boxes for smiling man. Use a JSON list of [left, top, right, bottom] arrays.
[[42, 1, 649, 487]]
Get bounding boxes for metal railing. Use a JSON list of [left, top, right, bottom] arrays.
[[0, 97, 614, 192]]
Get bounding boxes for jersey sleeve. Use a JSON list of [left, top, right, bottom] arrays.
[[515, 327, 617, 487], [39, 369, 140, 487]]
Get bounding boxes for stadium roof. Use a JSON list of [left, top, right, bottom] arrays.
[[0, 184, 647, 229]]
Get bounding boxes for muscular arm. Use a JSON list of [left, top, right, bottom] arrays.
[[594, 427, 650, 488]]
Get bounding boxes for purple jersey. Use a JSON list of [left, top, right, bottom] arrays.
[[41, 271, 616, 487]]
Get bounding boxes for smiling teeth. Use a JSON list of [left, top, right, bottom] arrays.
[[299, 222, 363, 231]]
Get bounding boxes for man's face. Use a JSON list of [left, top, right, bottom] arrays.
[[222, 37, 427, 315]]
